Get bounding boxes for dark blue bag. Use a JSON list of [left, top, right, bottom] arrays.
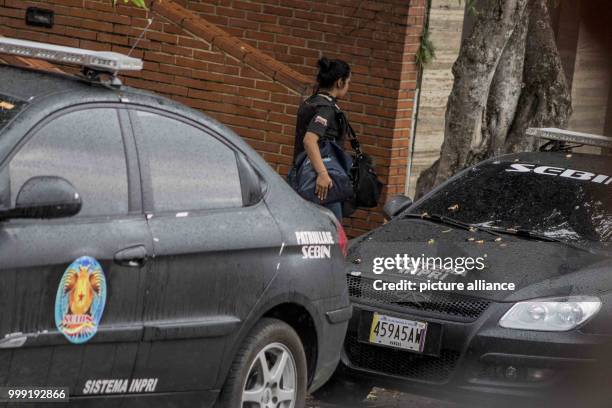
[[288, 138, 353, 205]]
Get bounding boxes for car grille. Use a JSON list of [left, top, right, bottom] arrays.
[[347, 275, 490, 321], [344, 331, 460, 382]]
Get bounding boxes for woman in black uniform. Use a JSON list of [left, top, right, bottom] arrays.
[[293, 57, 351, 220]]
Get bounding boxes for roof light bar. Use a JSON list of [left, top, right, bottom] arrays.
[[528, 127, 612, 149], [0, 37, 142, 73]]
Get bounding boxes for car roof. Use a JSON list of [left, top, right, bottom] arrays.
[[0, 63, 149, 101]]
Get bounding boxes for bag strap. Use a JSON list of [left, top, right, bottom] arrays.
[[338, 111, 362, 156]]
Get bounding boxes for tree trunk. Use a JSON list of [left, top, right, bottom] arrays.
[[505, 0, 572, 152], [482, 8, 528, 159], [415, 0, 572, 198]]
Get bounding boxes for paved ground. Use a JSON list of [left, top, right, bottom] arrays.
[[307, 387, 460, 408]]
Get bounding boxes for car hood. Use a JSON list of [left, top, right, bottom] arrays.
[[347, 218, 612, 302]]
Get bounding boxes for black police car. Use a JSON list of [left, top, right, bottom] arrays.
[[0, 38, 351, 407], [326, 132, 612, 407]]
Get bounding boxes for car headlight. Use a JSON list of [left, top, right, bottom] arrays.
[[499, 296, 601, 331]]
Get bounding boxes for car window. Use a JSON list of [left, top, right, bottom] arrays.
[[135, 111, 243, 212], [9, 108, 129, 217]]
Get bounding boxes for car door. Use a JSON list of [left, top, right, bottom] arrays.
[[127, 108, 283, 396], [0, 107, 152, 398]]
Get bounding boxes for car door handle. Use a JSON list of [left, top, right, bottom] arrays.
[[114, 245, 148, 267]]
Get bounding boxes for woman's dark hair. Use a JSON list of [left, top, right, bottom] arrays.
[[316, 57, 351, 89]]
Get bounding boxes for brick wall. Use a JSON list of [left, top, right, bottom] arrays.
[[0, 0, 425, 236]]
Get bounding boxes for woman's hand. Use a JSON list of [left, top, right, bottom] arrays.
[[315, 171, 333, 201]]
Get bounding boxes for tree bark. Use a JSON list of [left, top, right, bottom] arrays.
[[504, 0, 572, 152], [481, 8, 528, 159], [415, 0, 572, 198], [430, 0, 529, 188]]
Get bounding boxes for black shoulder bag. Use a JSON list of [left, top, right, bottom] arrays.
[[340, 114, 383, 209]]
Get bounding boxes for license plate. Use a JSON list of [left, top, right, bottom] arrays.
[[368, 313, 428, 352]]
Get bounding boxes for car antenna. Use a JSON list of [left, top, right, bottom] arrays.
[[128, 18, 154, 58]]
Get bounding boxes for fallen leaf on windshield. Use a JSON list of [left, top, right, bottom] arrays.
[[0, 101, 14, 110], [447, 204, 459, 212]]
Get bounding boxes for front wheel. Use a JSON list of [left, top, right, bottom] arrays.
[[216, 318, 308, 408]]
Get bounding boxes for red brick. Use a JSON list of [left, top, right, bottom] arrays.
[[97, 32, 129, 46], [145, 51, 176, 64], [229, 18, 260, 30], [114, 4, 148, 18], [293, 10, 325, 21], [191, 70, 225, 82], [278, 17, 308, 29], [232, 0, 262, 12], [159, 63, 192, 77], [79, 39, 111, 51], [178, 36, 206, 49], [291, 28, 322, 41], [161, 43, 193, 57], [238, 87, 270, 101], [259, 23, 288, 35], [246, 12, 277, 24], [188, 2, 215, 13], [263, 5, 293, 17]]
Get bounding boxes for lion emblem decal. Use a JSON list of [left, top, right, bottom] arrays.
[[55, 256, 107, 344]]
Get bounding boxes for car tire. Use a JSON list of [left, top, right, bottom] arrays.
[[311, 375, 373, 406], [216, 318, 308, 408]]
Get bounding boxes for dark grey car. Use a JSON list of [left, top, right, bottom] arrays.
[[0, 63, 351, 408], [324, 152, 612, 408]]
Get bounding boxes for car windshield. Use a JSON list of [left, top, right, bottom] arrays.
[[410, 158, 612, 247], [0, 93, 27, 133]]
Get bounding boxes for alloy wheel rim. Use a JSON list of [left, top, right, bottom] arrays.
[[241, 342, 297, 408]]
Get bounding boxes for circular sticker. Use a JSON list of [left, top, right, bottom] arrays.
[[55, 256, 107, 344]]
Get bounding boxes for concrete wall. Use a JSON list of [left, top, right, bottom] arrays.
[[406, 0, 464, 198]]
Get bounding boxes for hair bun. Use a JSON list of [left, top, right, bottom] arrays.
[[317, 57, 332, 71]]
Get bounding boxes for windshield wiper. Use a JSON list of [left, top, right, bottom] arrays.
[[485, 227, 561, 242], [479, 226, 598, 253], [403, 213, 504, 238], [404, 213, 601, 253]]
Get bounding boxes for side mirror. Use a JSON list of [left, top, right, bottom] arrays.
[[383, 194, 413, 219], [2, 176, 81, 220]]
